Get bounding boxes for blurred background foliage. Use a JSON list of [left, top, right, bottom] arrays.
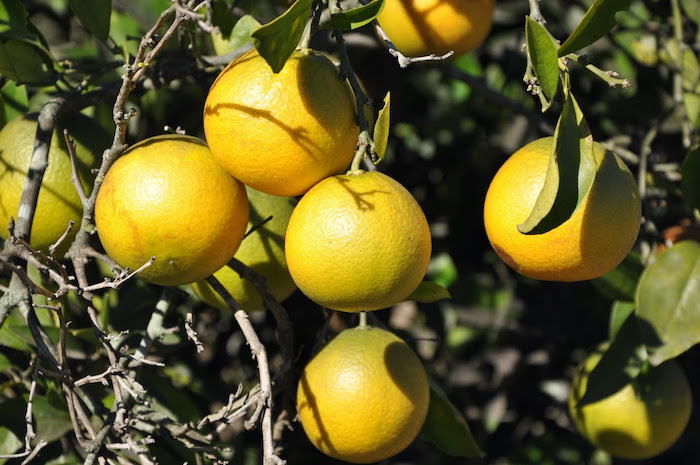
[[1, 0, 699, 464]]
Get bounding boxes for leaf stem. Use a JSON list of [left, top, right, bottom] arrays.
[[565, 54, 630, 88]]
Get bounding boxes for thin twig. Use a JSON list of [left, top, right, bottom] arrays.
[[374, 22, 454, 68], [205, 276, 285, 465]]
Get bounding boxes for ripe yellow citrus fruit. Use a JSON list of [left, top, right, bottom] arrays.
[[297, 326, 430, 463], [203, 48, 359, 197], [285, 170, 432, 312], [569, 348, 692, 459], [483, 137, 641, 282], [0, 113, 106, 252], [189, 187, 297, 311], [95, 135, 249, 287], [376, 0, 494, 57]]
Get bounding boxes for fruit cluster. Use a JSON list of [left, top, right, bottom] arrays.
[[97, 46, 434, 464], [1, 0, 683, 461]]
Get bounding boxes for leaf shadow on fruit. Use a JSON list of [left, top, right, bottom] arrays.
[[203, 102, 322, 160], [295, 54, 357, 136], [384, 341, 426, 406], [399, 0, 448, 54], [573, 314, 661, 409], [575, 149, 640, 281], [335, 176, 390, 211], [296, 373, 340, 458]]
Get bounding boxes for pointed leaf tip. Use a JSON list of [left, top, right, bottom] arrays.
[[250, 0, 313, 73], [420, 380, 483, 458], [373, 91, 390, 163], [406, 281, 450, 303]]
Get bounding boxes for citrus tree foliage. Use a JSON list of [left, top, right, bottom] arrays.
[[0, 0, 699, 464]]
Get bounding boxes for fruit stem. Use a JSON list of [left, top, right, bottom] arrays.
[[350, 131, 373, 172], [359, 311, 367, 329]]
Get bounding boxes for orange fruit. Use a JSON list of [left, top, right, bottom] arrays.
[[569, 347, 692, 459], [483, 137, 641, 281], [285, 170, 432, 312], [0, 113, 106, 253], [376, 0, 494, 57], [95, 135, 249, 286], [297, 326, 430, 463], [189, 186, 297, 311], [203, 48, 359, 197]]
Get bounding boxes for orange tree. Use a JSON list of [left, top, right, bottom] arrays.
[[0, 0, 699, 464]]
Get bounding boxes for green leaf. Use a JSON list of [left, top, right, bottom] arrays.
[[592, 251, 644, 301], [419, 379, 482, 458], [558, 0, 632, 56], [0, 427, 22, 463], [681, 0, 700, 24], [0, 352, 12, 373], [525, 16, 560, 103], [609, 300, 635, 339], [67, 0, 111, 42], [684, 92, 700, 128], [0, 80, 28, 125], [32, 393, 73, 443], [406, 281, 451, 303], [518, 91, 596, 234], [0, 310, 33, 351], [635, 240, 700, 365], [250, 0, 313, 73], [682, 146, 700, 208], [211, 15, 262, 56], [3, 323, 87, 354], [229, 15, 262, 50], [0, 0, 34, 40], [575, 314, 646, 408], [373, 91, 390, 163], [0, 40, 55, 85], [321, 0, 385, 30]]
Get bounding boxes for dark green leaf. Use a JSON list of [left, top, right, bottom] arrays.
[[0, 40, 55, 85], [636, 240, 700, 365], [406, 281, 451, 303], [109, 9, 144, 57], [0, 310, 33, 351], [558, 0, 632, 56], [211, 0, 235, 38], [0, 352, 12, 373], [32, 394, 73, 443], [419, 379, 482, 458], [609, 300, 635, 339], [525, 16, 560, 102], [322, 0, 385, 30], [250, 0, 313, 73], [518, 91, 596, 234], [592, 251, 644, 301], [682, 146, 700, 208], [67, 0, 111, 42], [3, 323, 87, 354], [0, 0, 34, 40], [373, 91, 390, 162], [45, 452, 81, 465], [575, 314, 646, 408], [0, 427, 22, 462]]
